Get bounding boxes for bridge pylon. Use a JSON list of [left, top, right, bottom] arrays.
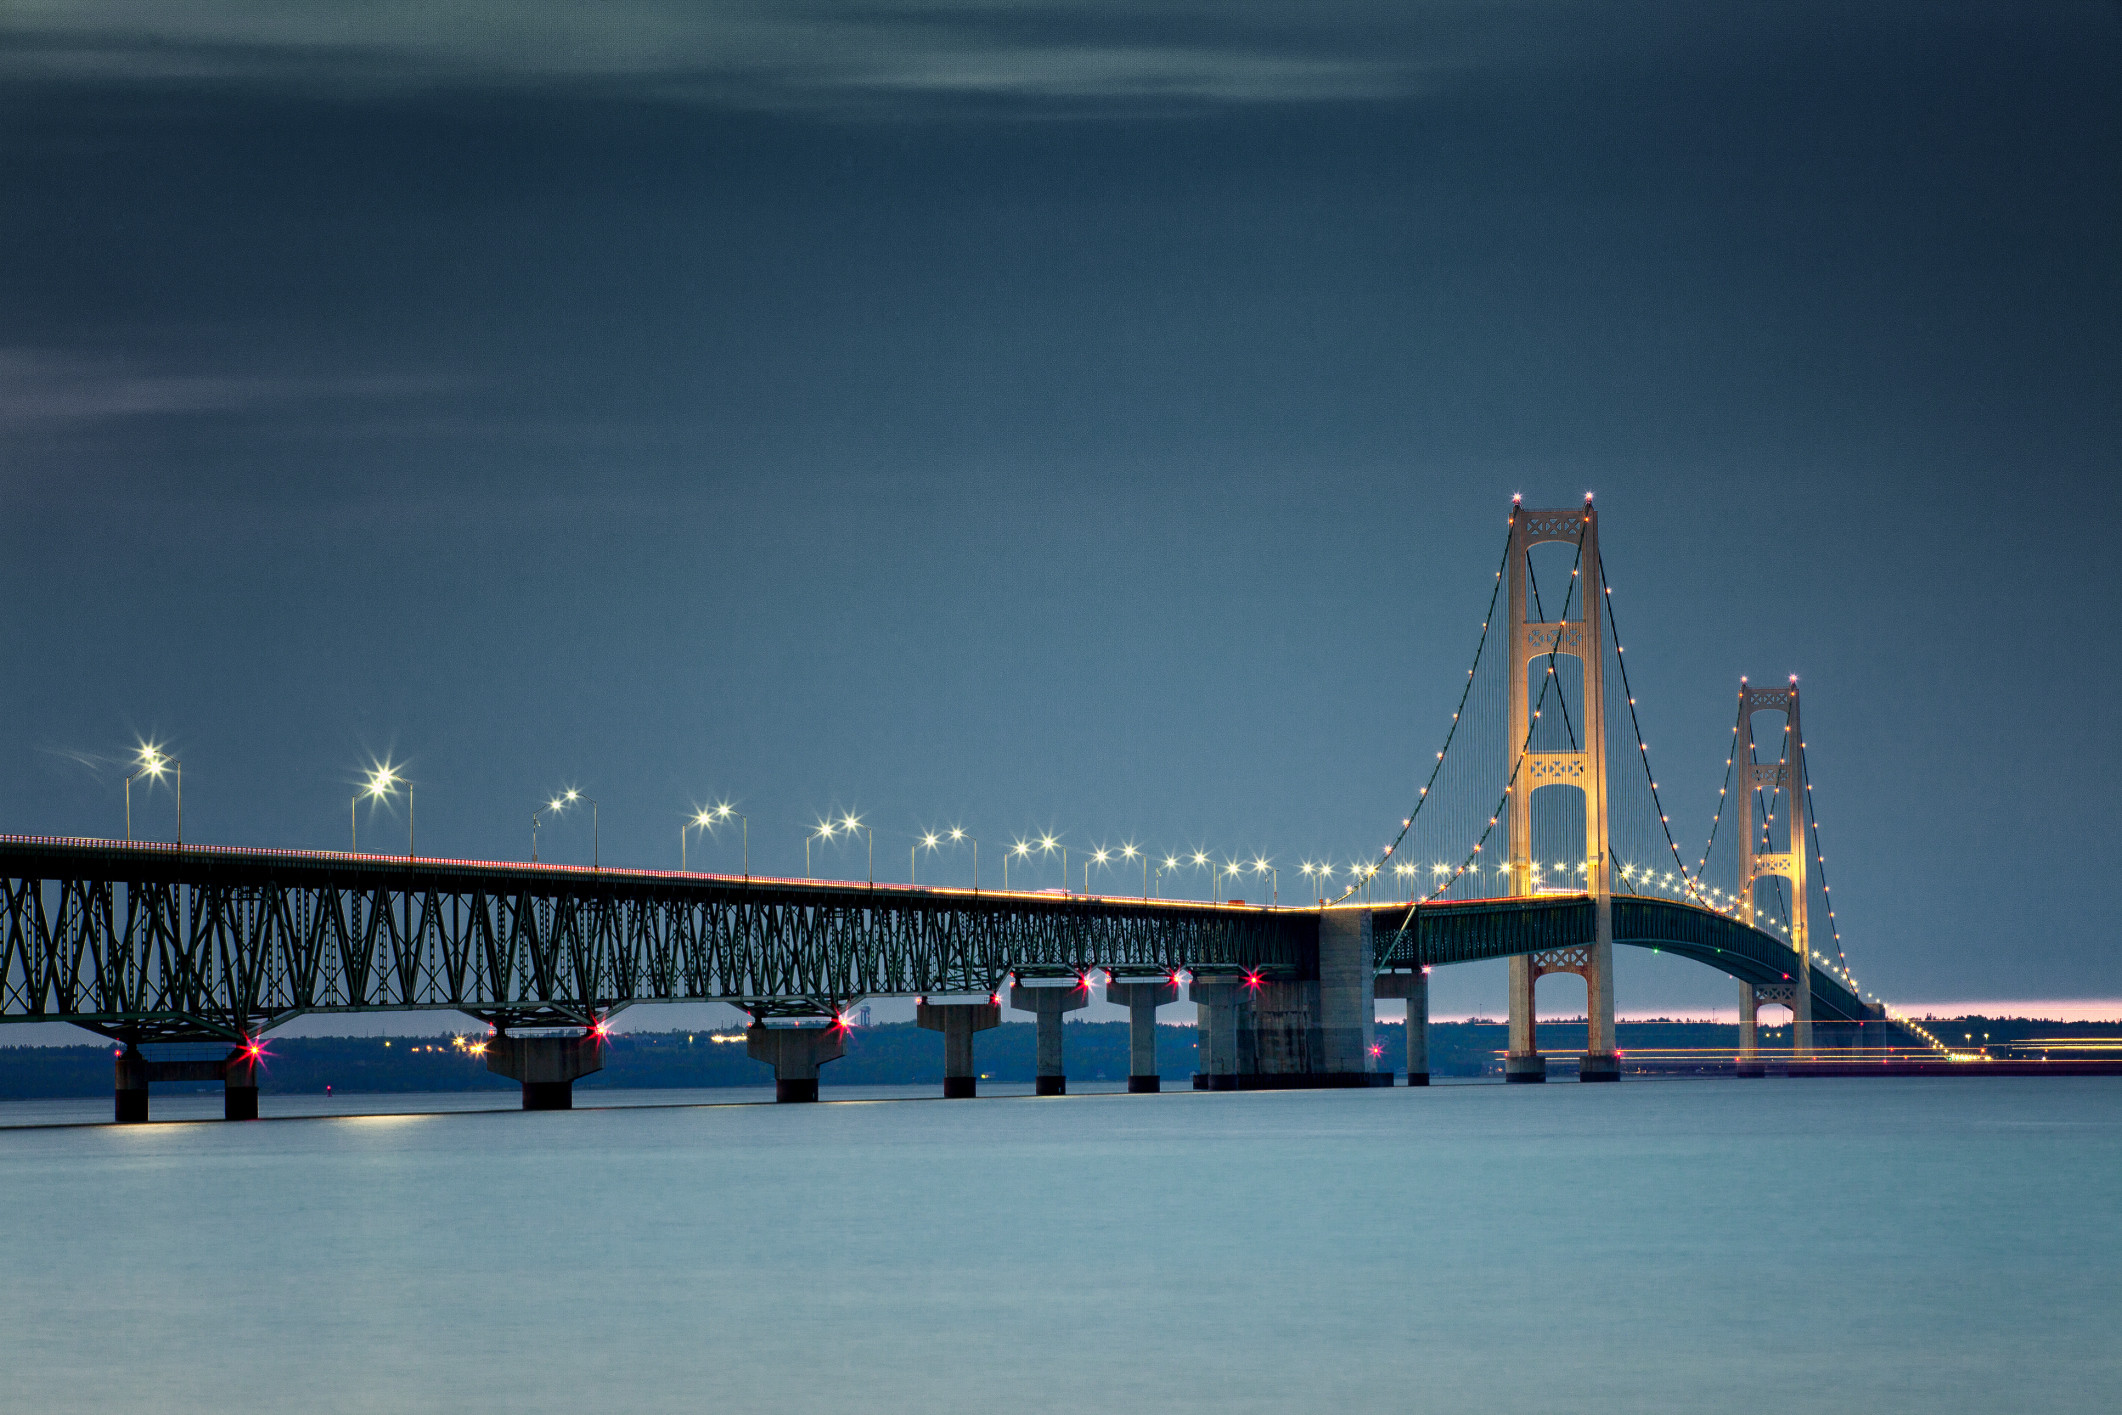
[[1734, 678, 1812, 1062], [1504, 499, 1618, 1082]]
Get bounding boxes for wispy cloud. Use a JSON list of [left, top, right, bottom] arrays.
[[0, 348, 459, 425], [0, 0, 1491, 112]]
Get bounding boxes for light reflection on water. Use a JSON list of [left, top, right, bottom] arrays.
[[1, 1079, 2116, 1414]]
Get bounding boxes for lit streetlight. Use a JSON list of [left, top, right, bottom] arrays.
[[807, 820, 837, 878], [842, 812, 873, 885], [540, 789, 598, 868], [1084, 846, 1112, 894], [1155, 854, 1182, 899], [1007, 838, 1032, 890], [1120, 842, 1147, 898], [353, 763, 407, 855], [950, 827, 977, 893], [1251, 856, 1277, 907], [124, 744, 181, 846]]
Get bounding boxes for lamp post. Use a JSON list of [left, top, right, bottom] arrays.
[[706, 803, 748, 879], [915, 832, 939, 885], [1155, 854, 1181, 899], [541, 789, 596, 867], [353, 764, 403, 854], [1252, 857, 1277, 907], [125, 745, 180, 845], [807, 821, 837, 878], [1007, 839, 1031, 890], [949, 827, 977, 893], [1084, 847, 1112, 895], [1190, 851, 1213, 902], [684, 810, 712, 872], [1121, 843, 1147, 898], [841, 813, 872, 885]]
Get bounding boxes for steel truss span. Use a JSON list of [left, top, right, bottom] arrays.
[[1369, 895, 1871, 1021], [0, 839, 1314, 1042]]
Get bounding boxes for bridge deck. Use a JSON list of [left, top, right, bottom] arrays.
[[2, 836, 1862, 1040]]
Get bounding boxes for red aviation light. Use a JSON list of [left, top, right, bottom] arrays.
[[1368, 1043, 1383, 1058], [1244, 970, 1262, 990], [591, 1018, 612, 1040]]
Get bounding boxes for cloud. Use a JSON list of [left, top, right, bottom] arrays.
[[0, 348, 458, 425], [0, 0, 1481, 112]]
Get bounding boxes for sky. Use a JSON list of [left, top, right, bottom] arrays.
[[3, 0, 2119, 1028]]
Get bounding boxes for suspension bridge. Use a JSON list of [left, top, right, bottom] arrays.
[[0, 498, 1932, 1119]]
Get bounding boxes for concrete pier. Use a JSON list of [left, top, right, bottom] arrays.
[[484, 1031, 606, 1109], [917, 1000, 1000, 1097], [1376, 970, 1430, 1085], [1736, 981, 1765, 1077], [1106, 976, 1179, 1091], [747, 1022, 846, 1102], [1009, 981, 1089, 1095], [1189, 978, 1243, 1089], [222, 1045, 261, 1120], [113, 1043, 260, 1122], [1505, 955, 1546, 1082], [114, 1044, 149, 1124], [1317, 909, 1378, 1080]]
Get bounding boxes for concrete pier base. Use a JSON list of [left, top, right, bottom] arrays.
[[747, 1022, 846, 1102], [1010, 982, 1090, 1097], [484, 1032, 606, 1110], [1505, 1052, 1548, 1083], [1376, 969, 1430, 1088], [115, 1045, 149, 1124], [113, 1043, 263, 1122], [1106, 977, 1179, 1096], [1579, 1052, 1620, 1082], [223, 1047, 261, 1119], [918, 1000, 1000, 1098], [1734, 1062, 1766, 1078], [1189, 979, 1243, 1090]]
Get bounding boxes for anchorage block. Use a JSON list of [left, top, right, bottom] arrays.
[[485, 1032, 606, 1110], [747, 1022, 847, 1102], [917, 1000, 1000, 1098]]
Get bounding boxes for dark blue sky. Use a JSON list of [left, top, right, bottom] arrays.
[[3, 1, 2118, 1018]]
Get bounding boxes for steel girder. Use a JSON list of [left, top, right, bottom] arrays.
[[0, 840, 1313, 1041], [1368, 894, 1872, 1021]]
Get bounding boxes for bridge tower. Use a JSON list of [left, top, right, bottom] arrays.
[[1504, 498, 1618, 1082], [1734, 678, 1812, 1064]]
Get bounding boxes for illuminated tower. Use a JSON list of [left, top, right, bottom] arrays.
[[1734, 677, 1812, 1061], [1503, 497, 1618, 1081]]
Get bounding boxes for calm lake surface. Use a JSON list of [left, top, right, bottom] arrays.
[[2, 1078, 2115, 1414]]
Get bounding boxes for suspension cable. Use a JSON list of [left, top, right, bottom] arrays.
[[1370, 508, 1589, 953]]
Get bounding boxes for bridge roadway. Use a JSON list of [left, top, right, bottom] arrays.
[[3, 835, 1867, 1040]]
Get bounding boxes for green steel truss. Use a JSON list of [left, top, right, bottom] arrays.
[[1368, 894, 1873, 1021], [0, 840, 1312, 1041]]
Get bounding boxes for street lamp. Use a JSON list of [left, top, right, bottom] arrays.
[[1221, 858, 1244, 903], [1120, 842, 1147, 898], [807, 820, 837, 878], [915, 831, 940, 885], [1251, 856, 1277, 907], [1155, 854, 1181, 899], [124, 745, 181, 846], [1190, 850, 1212, 902], [1084, 846, 1112, 895], [541, 789, 597, 868], [1007, 838, 1032, 890], [353, 763, 406, 855], [842, 812, 872, 885], [949, 827, 977, 893]]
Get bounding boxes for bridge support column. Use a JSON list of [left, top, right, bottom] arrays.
[[1010, 982, 1090, 1095], [1318, 909, 1379, 1082], [747, 1022, 846, 1102], [1580, 937, 1619, 1082], [1190, 980, 1242, 1090], [484, 1032, 606, 1110], [223, 1045, 261, 1120], [1506, 956, 1546, 1082], [115, 1044, 149, 1124], [1376, 971, 1429, 1085], [1107, 978, 1179, 1091], [1736, 983, 1764, 1077], [918, 1000, 1000, 1098]]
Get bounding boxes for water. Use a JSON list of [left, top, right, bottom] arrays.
[[1, 1079, 2115, 1414]]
